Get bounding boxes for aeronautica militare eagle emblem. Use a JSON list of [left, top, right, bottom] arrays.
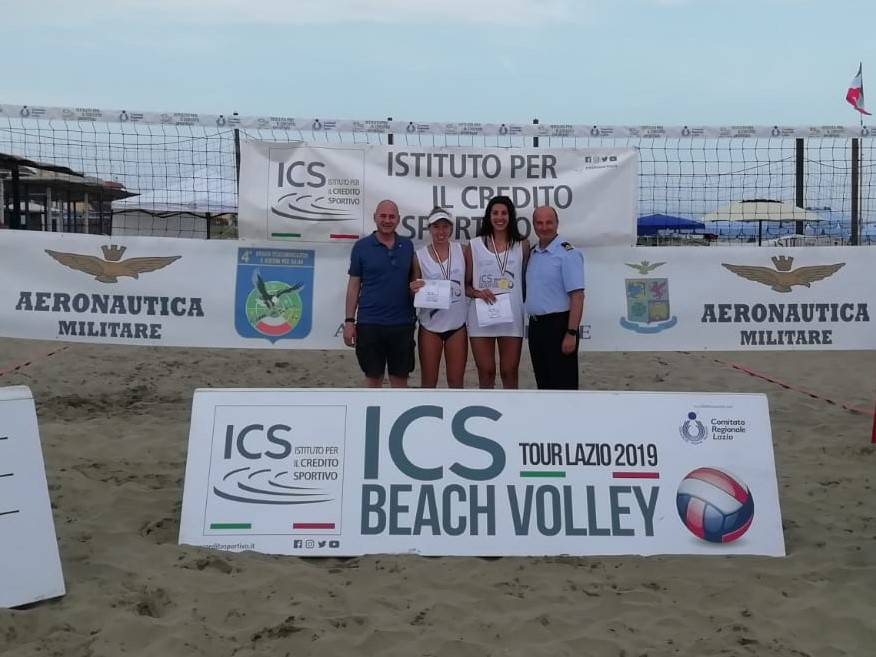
[[619, 260, 678, 334], [722, 256, 845, 293], [44, 245, 181, 283]]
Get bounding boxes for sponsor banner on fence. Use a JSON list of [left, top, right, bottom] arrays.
[[238, 142, 639, 246], [178, 388, 784, 557], [0, 231, 874, 350], [0, 386, 65, 607]]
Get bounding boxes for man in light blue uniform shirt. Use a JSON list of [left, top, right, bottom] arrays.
[[525, 206, 585, 389]]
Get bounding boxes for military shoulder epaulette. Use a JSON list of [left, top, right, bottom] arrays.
[[561, 241, 574, 251]]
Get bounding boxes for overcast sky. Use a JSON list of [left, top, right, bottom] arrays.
[[2, 0, 874, 124]]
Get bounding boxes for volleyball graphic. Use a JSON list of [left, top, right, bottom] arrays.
[[676, 467, 754, 543]]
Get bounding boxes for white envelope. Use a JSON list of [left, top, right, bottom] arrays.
[[475, 294, 513, 326], [414, 279, 452, 309]]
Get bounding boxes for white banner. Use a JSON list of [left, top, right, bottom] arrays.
[[0, 231, 874, 350], [238, 142, 639, 246], [584, 247, 875, 350], [179, 389, 784, 557], [0, 386, 65, 607]]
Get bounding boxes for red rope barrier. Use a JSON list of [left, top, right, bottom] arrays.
[[0, 346, 69, 378], [712, 358, 875, 417], [710, 357, 875, 445]]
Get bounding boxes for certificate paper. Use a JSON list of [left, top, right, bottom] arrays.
[[414, 279, 452, 309], [475, 294, 513, 326]]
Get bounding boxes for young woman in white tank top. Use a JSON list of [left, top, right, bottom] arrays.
[[464, 196, 530, 389], [410, 208, 469, 388]]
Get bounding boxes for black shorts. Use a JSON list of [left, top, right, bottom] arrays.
[[420, 323, 466, 343], [355, 323, 415, 379]]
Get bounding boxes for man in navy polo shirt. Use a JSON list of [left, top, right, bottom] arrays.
[[343, 199, 415, 387]]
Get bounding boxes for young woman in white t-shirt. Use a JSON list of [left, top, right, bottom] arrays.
[[464, 196, 530, 389], [410, 208, 469, 388]]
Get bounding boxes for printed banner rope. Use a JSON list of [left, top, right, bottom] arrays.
[[4, 103, 876, 138]]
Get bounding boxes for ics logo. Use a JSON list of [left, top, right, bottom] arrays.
[[272, 156, 363, 223], [676, 467, 754, 543]]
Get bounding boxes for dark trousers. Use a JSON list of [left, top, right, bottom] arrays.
[[528, 311, 579, 390]]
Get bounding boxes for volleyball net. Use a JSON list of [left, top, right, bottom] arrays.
[[0, 104, 873, 244]]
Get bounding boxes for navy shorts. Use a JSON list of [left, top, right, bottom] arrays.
[[355, 323, 415, 379]]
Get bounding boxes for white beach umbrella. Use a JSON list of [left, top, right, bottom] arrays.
[[701, 199, 825, 245]]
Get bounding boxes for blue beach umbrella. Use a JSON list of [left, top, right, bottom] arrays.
[[637, 213, 706, 236]]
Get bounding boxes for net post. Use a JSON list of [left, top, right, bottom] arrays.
[[23, 182, 30, 229], [45, 186, 52, 232], [851, 138, 860, 246], [387, 117, 393, 146], [794, 138, 804, 235], [233, 128, 241, 190], [9, 164, 22, 230], [532, 118, 539, 148]]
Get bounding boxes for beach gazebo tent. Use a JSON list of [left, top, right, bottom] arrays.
[[111, 166, 237, 239], [701, 199, 824, 245], [637, 213, 706, 236]]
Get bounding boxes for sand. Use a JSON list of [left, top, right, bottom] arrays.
[[0, 338, 874, 657]]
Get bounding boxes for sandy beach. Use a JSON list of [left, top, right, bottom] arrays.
[[0, 339, 874, 657]]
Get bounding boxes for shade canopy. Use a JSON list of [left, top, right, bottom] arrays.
[[113, 166, 237, 216], [701, 199, 824, 223], [637, 213, 705, 236]]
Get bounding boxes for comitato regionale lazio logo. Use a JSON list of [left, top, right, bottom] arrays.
[[234, 248, 314, 342], [679, 412, 708, 444]]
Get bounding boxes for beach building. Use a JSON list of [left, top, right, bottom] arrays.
[[0, 152, 134, 233]]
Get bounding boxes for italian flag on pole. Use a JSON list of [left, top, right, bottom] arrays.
[[846, 63, 871, 115]]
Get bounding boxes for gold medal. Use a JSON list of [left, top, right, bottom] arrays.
[[497, 278, 510, 290]]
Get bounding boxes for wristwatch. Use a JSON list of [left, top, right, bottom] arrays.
[[565, 328, 579, 337], [344, 317, 356, 324]]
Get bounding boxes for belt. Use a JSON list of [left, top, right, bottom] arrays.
[[529, 310, 569, 321]]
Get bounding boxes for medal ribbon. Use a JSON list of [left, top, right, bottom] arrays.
[[430, 244, 452, 280], [488, 236, 510, 279]]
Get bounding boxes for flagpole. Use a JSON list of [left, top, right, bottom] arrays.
[[860, 65, 864, 246]]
